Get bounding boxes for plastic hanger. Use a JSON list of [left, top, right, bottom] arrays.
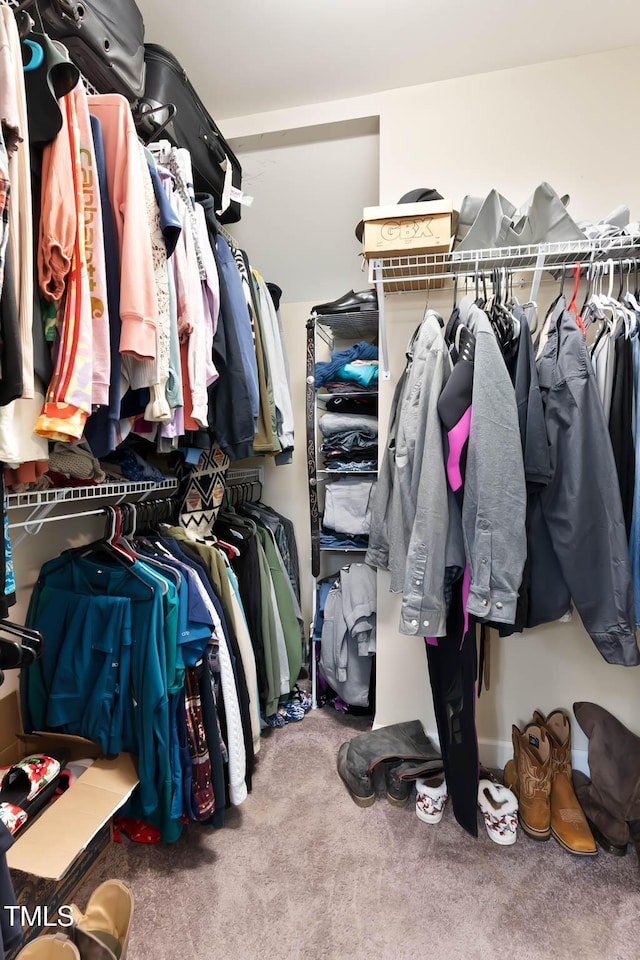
[[136, 103, 178, 146], [74, 507, 154, 597], [22, 37, 43, 71]]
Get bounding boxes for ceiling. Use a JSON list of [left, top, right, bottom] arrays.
[[137, 0, 640, 120]]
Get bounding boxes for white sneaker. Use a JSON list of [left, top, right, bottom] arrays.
[[478, 779, 518, 846], [415, 777, 448, 824]]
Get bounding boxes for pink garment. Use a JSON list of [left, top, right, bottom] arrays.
[[38, 88, 75, 302], [88, 94, 157, 361], [74, 84, 110, 407]]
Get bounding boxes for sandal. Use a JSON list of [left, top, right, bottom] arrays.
[[0, 801, 28, 836], [0, 754, 63, 836], [478, 779, 518, 846]]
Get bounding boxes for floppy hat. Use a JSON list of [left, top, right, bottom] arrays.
[[355, 188, 444, 242]]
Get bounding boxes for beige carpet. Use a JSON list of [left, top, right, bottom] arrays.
[[76, 709, 640, 960]]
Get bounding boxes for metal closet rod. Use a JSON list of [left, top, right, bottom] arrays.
[[8, 507, 108, 530]]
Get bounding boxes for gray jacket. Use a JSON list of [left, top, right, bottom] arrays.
[[528, 301, 639, 666], [367, 312, 458, 636], [320, 564, 376, 707], [459, 298, 527, 623]]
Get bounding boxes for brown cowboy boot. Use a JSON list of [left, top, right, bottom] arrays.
[[533, 710, 597, 856], [504, 721, 552, 840]]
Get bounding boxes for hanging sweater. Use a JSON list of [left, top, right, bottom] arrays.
[[88, 94, 157, 361]]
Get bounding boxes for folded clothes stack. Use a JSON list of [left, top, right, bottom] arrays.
[[315, 341, 379, 393], [320, 476, 377, 550], [319, 412, 378, 474]]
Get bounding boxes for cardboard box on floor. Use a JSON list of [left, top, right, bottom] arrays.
[[0, 691, 138, 948]]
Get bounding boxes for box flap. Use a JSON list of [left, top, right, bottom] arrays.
[[6, 754, 138, 880], [0, 693, 22, 754], [363, 200, 453, 222], [19, 732, 103, 763]]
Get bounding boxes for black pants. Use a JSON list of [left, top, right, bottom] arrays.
[[425, 575, 479, 837]]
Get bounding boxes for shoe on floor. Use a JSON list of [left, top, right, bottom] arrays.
[[337, 742, 375, 807], [312, 289, 377, 315], [15, 935, 80, 959], [384, 761, 412, 806], [573, 700, 640, 864], [504, 721, 551, 841], [415, 777, 447, 824], [71, 879, 133, 960], [478, 779, 518, 846], [533, 709, 597, 856]]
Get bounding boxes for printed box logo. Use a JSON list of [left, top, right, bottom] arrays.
[[380, 218, 435, 242], [4, 905, 74, 928]]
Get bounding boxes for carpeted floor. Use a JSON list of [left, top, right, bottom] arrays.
[[76, 709, 640, 960]]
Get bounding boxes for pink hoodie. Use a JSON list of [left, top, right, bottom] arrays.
[[89, 94, 157, 361]]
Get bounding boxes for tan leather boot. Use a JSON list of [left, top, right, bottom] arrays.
[[534, 710, 597, 856], [71, 880, 133, 960], [503, 722, 551, 840]]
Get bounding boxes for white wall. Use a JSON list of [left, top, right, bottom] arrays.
[[229, 45, 640, 766], [229, 46, 640, 767], [231, 122, 379, 302]]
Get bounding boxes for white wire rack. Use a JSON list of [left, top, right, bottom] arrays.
[[367, 235, 640, 290], [7, 478, 177, 511], [225, 467, 263, 486], [7, 478, 178, 546], [314, 311, 380, 348], [218, 222, 240, 250], [366, 236, 640, 380]]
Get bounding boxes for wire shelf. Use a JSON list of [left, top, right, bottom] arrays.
[[316, 392, 379, 400], [319, 546, 368, 553], [7, 478, 178, 510], [314, 311, 379, 347], [226, 468, 264, 485], [317, 470, 377, 477], [368, 235, 640, 291]]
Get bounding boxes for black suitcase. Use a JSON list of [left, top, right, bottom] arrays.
[[39, 0, 146, 101], [137, 44, 243, 224]]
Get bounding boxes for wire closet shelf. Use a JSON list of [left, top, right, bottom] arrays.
[[367, 235, 640, 291]]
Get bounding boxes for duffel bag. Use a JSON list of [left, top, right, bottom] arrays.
[[136, 43, 243, 224], [39, 0, 145, 102]]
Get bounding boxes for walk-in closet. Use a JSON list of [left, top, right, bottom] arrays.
[[0, 3, 639, 960]]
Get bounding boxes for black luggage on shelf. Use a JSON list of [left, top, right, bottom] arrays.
[[136, 44, 243, 224], [39, 0, 146, 101]]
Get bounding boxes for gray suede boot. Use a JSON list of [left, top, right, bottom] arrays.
[[337, 721, 442, 807]]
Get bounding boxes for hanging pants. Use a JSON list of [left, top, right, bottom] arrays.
[[425, 574, 479, 837]]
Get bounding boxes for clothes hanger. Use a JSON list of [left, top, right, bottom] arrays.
[[22, 37, 43, 71], [135, 102, 178, 147], [73, 507, 154, 597], [567, 262, 587, 334]]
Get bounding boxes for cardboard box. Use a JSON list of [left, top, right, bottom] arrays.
[[0, 692, 138, 950], [361, 200, 453, 258], [6, 823, 112, 959]]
